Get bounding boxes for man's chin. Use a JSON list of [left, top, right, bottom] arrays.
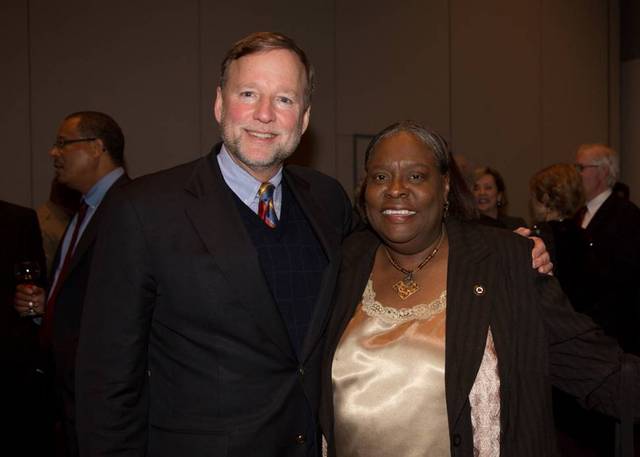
[[236, 147, 292, 169]]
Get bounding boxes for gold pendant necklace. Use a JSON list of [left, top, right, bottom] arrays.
[[384, 226, 445, 300]]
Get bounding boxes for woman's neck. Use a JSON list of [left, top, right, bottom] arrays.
[[385, 227, 446, 271]]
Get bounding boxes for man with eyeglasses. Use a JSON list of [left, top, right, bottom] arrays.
[[14, 111, 129, 457], [555, 144, 640, 456]]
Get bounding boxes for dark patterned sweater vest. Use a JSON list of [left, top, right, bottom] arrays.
[[233, 181, 328, 357]]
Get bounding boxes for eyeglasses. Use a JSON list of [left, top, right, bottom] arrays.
[[574, 163, 600, 172], [53, 137, 97, 149]]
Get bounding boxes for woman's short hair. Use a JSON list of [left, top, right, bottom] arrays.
[[529, 163, 585, 219], [359, 120, 478, 221]]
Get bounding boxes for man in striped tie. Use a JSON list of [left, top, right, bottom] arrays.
[[75, 32, 551, 457], [75, 32, 355, 457]]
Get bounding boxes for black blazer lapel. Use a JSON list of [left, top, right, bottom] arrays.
[[327, 230, 379, 358], [66, 174, 131, 276], [284, 169, 344, 361], [444, 219, 495, 429], [184, 149, 294, 358]]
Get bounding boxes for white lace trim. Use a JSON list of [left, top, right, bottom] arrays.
[[361, 279, 447, 324]]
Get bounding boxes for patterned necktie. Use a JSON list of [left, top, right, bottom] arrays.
[[258, 182, 278, 228]]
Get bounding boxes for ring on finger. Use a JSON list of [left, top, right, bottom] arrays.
[[28, 301, 34, 309], [28, 308, 35, 315]]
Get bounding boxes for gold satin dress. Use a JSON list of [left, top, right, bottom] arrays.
[[332, 279, 500, 457]]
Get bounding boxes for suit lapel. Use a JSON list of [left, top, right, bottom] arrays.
[[330, 230, 379, 355], [184, 149, 294, 358], [66, 174, 130, 276], [584, 193, 614, 235], [284, 169, 343, 361], [444, 219, 495, 428]]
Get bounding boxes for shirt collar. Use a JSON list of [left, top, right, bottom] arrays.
[[586, 188, 612, 215], [83, 167, 125, 209], [216, 145, 283, 206]]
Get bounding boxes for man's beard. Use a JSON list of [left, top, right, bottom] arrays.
[[219, 115, 303, 171]]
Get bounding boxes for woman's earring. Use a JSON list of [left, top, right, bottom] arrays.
[[443, 200, 450, 219]]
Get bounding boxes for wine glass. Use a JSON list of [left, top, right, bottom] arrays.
[[14, 261, 41, 286], [13, 261, 41, 316]]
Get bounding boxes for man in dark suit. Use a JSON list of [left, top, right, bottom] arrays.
[[572, 143, 640, 353], [14, 111, 129, 457], [1, 200, 54, 455], [76, 32, 353, 457], [554, 143, 640, 456]]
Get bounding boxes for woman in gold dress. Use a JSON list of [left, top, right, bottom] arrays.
[[319, 121, 639, 457]]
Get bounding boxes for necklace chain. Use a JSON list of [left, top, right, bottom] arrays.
[[383, 226, 446, 300]]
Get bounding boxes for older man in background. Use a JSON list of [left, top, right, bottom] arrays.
[[554, 144, 640, 457], [572, 143, 640, 352]]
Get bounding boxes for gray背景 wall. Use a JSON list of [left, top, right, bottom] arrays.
[[0, 0, 628, 221]]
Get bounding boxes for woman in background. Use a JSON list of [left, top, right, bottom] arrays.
[[473, 166, 526, 230], [529, 163, 584, 288]]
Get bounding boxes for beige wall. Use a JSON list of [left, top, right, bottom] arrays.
[[0, 0, 624, 221]]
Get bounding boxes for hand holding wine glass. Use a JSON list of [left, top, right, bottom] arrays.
[[13, 261, 45, 317]]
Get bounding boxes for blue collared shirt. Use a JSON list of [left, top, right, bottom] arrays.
[[217, 145, 283, 218], [49, 167, 125, 291]]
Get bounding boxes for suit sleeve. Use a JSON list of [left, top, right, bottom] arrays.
[[76, 189, 156, 456], [537, 272, 640, 419]]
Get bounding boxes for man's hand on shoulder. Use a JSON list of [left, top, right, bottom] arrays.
[[513, 226, 553, 275]]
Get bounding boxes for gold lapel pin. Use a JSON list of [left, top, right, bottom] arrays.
[[473, 284, 485, 296]]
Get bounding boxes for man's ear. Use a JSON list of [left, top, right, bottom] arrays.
[[300, 107, 311, 135], [214, 86, 223, 123], [94, 138, 106, 157]]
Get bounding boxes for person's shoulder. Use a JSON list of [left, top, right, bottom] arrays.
[[285, 164, 351, 215], [459, 217, 532, 254], [342, 228, 379, 265], [119, 155, 212, 202], [610, 193, 640, 214], [344, 227, 377, 248], [498, 214, 527, 231], [0, 199, 37, 221], [597, 194, 640, 229], [285, 164, 343, 190]]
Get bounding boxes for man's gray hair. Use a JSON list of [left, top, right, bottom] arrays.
[[578, 143, 620, 187]]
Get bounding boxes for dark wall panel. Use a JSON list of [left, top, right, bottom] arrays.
[[0, 1, 31, 206]]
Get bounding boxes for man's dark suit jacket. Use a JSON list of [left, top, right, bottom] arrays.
[[50, 173, 130, 453], [320, 218, 640, 457], [0, 200, 52, 454], [569, 193, 640, 354], [76, 147, 353, 457]]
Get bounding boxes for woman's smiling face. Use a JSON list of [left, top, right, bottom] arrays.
[[473, 173, 501, 217], [364, 131, 449, 256]]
